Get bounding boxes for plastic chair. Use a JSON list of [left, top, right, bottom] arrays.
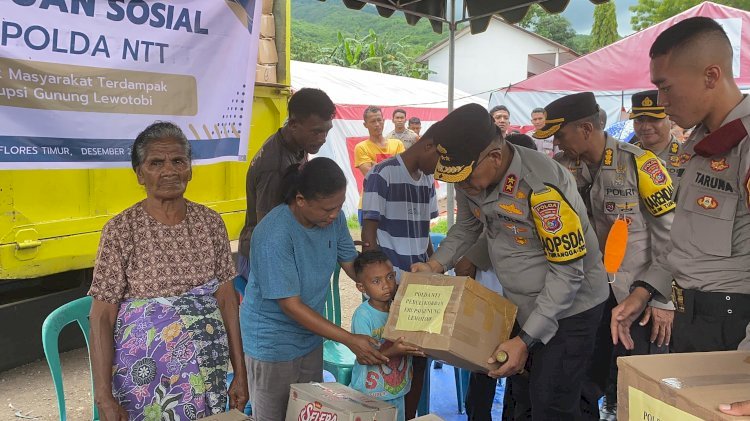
[[41, 296, 99, 421], [323, 265, 357, 385]]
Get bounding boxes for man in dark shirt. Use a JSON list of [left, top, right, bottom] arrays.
[[237, 88, 336, 277]]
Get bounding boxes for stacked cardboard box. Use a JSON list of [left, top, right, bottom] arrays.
[[286, 383, 398, 421], [257, 0, 277, 84], [618, 351, 750, 420]]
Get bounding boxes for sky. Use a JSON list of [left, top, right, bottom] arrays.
[[561, 0, 640, 35]]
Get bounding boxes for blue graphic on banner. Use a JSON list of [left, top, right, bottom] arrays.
[[0, 136, 239, 163]]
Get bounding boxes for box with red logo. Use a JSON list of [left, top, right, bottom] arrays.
[[286, 382, 398, 421]]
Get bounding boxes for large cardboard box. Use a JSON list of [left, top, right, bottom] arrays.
[[202, 409, 253, 420], [258, 38, 278, 64], [286, 382, 398, 421], [618, 351, 750, 420], [260, 14, 275, 38], [383, 272, 517, 373], [256, 64, 277, 84]]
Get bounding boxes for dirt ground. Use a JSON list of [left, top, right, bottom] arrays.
[[0, 232, 365, 421]]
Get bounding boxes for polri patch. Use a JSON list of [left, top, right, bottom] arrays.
[[697, 195, 718, 210], [640, 158, 668, 185], [533, 201, 563, 234], [529, 186, 587, 264], [634, 152, 676, 217]]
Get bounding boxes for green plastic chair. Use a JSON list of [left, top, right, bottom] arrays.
[[41, 295, 99, 421], [323, 265, 356, 385]]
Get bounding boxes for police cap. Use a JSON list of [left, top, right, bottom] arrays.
[[630, 90, 666, 119], [533, 92, 600, 139], [433, 103, 499, 183]]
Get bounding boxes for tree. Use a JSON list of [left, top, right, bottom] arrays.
[[290, 34, 325, 63], [569, 34, 593, 55], [517, 4, 577, 48], [316, 30, 433, 79], [630, 0, 750, 31], [590, 2, 619, 51]]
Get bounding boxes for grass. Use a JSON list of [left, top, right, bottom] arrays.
[[431, 218, 448, 234], [347, 214, 360, 230]]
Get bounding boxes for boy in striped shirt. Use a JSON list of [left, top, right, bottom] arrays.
[[360, 124, 440, 418]]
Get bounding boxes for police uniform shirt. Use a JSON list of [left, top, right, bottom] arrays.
[[633, 136, 686, 187], [645, 95, 750, 294], [555, 134, 676, 304], [432, 144, 610, 344]]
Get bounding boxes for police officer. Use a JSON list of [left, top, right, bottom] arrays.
[[612, 17, 750, 355], [630, 90, 686, 185], [412, 103, 609, 420], [535, 92, 676, 419]]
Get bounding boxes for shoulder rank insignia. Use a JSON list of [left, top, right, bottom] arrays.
[[503, 174, 517, 194], [603, 148, 614, 166]]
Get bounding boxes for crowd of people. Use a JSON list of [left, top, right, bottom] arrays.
[[86, 16, 749, 421]]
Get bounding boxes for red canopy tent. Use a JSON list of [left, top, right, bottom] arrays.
[[490, 2, 750, 125]]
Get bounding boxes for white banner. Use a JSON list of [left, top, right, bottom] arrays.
[[0, 0, 261, 169]]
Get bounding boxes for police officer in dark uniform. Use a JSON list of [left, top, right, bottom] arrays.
[[412, 104, 609, 420]]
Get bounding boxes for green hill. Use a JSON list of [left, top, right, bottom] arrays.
[[291, 0, 447, 57]]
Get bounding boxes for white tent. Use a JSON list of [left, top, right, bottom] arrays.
[[291, 60, 485, 217]]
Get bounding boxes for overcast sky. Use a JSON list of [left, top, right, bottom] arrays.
[[561, 0, 640, 35]]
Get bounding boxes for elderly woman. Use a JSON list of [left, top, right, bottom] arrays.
[[88, 122, 248, 421]]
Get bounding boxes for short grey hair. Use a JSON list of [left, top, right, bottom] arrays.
[[131, 121, 191, 171]]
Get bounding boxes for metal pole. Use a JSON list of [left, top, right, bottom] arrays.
[[446, 0, 456, 228]]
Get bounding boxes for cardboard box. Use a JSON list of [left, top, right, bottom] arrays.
[[286, 382, 398, 421], [258, 38, 278, 64], [202, 409, 253, 420], [260, 14, 275, 38], [256, 64, 277, 84], [618, 351, 750, 420], [383, 272, 517, 373], [262, 0, 273, 15]]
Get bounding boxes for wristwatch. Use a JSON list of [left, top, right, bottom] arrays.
[[519, 330, 541, 350], [630, 280, 656, 302]]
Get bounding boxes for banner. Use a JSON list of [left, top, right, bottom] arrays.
[[0, 0, 261, 169]]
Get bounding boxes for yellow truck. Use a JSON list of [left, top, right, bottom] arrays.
[[0, 0, 291, 371]]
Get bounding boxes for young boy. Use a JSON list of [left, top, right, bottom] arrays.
[[349, 250, 424, 421], [360, 124, 439, 418]]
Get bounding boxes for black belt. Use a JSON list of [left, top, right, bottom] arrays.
[[673, 284, 750, 317]]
